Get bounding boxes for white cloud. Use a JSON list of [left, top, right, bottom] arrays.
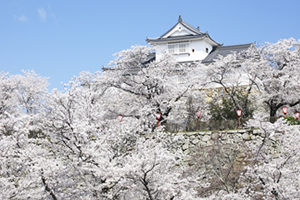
[[14, 15, 28, 22], [38, 7, 46, 21]]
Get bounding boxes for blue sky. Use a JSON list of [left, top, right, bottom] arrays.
[[1, 0, 300, 91]]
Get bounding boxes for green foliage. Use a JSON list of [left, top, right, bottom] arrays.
[[284, 116, 300, 125], [209, 96, 237, 120], [209, 89, 254, 121]]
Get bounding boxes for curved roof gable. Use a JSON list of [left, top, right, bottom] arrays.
[[146, 15, 222, 46], [161, 15, 204, 38]]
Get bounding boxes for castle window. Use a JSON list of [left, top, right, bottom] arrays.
[[206, 48, 209, 53], [168, 42, 189, 54]]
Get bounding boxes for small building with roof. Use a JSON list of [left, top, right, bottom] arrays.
[[146, 15, 253, 64]]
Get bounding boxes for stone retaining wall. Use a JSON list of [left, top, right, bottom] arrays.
[[179, 129, 265, 155], [165, 118, 252, 132]]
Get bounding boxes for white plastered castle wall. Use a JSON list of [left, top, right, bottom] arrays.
[[154, 40, 213, 62]]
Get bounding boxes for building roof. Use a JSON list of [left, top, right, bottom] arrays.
[[146, 15, 222, 46], [102, 52, 156, 71], [147, 34, 210, 43], [202, 43, 254, 63]]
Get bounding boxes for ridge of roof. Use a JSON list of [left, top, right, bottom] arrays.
[[147, 34, 207, 43], [180, 18, 203, 36], [150, 15, 204, 40], [215, 43, 253, 49]]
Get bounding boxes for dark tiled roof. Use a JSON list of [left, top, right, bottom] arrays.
[[202, 43, 253, 63], [147, 34, 206, 43], [142, 52, 155, 64]]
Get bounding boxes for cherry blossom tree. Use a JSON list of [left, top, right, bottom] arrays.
[[240, 113, 300, 199], [102, 45, 204, 131], [0, 70, 48, 136], [0, 71, 55, 199], [32, 71, 198, 199], [203, 46, 260, 119], [204, 38, 300, 122], [185, 112, 300, 200], [2, 40, 300, 199], [256, 38, 300, 120]]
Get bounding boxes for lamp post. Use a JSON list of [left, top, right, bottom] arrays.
[[196, 111, 201, 131], [295, 112, 299, 120], [156, 113, 161, 128], [236, 109, 242, 129], [282, 106, 288, 118], [118, 115, 123, 122]]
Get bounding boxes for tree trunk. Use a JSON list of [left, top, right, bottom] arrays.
[[270, 106, 278, 123]]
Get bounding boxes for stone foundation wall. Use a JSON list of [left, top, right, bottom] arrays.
[[179, 129, 264, 155], [165, 118, 252, 132]]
